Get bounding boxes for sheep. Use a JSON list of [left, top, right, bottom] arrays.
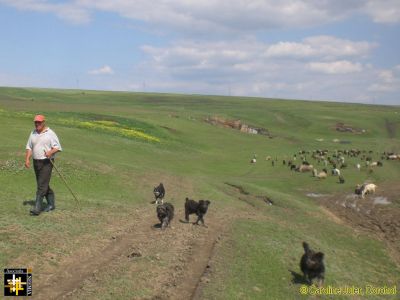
[[317, 171, 327, 179], [370, 162, 378, 167], [250, 158, 256, 163], [356, 163, 361, 171], [356, 183, 377, 198], [331, 168, 340, 176], [388, 154, 398, 160], [299, 164, 314, 173], [266, 156, 271, 161], [338, 175, 345, 184]]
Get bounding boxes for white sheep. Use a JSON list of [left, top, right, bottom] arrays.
[[356, 163, 361, 171], [360, 183, 377, 198], [250, 158, 256, 163], [331, 168, 340, 176]]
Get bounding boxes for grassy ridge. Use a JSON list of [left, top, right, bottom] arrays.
[[0, 87, 399, 299]]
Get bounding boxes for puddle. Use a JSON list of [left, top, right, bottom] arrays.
[[306, 193, 327, 198], [373, 196, 391, 205]]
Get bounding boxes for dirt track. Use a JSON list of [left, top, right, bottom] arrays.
[[29, 197, 261, 300]]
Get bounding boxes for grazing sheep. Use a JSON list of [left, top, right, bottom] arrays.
[[356, 163, 361, 171], [299, 164, 314, 173], [370, 162, 378, 167], [388, 154, 398, 160], [331, 168, 341, 176], [377, 161, 383, 167], [250, 158, 256, 163], [317, 171, 327, 179], [355, 183, 377, 198]]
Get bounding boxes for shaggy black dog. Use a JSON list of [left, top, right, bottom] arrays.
[[184, 198, 211, 226], [156, 202, 174, 230], [153, 183, 165, 204], [300, 242, 325, 286]]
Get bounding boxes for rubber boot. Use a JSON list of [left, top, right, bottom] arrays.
[[30, 195, 43, 216], [44, 193, 55, 212]]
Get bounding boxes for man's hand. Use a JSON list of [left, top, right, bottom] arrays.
[[45, 150, 53, 158], [45, 148, 59, 158], [25, 160, 30, 169]]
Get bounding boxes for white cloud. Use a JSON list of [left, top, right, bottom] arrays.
[[133, 38, 397, 104], [1, 0, 399, 29], [88, 65, 114, 75], [368, 67, 400, 92], [0, 0, 91, 24], [265, 36, 376, 59], [308, 61, 363, 74], [364, 0, 400, 23]]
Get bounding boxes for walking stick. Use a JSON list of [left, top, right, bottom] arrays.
[[45, 151, 80, 208]]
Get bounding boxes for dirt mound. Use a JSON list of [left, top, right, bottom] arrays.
[[335, 122, 365, 134], [205, 116, 273, 138]]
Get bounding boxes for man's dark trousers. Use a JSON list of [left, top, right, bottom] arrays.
[[31, 159, 54, 214]]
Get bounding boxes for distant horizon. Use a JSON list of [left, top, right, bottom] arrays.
[[1, 85, 399, 107]]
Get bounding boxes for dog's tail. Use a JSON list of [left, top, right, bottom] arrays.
[[302, 242, 310, 254]]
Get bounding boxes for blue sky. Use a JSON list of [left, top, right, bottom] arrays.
[[0, 1, 399, 105]]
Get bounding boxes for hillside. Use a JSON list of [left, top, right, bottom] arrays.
[[0, 87, 399, 299]]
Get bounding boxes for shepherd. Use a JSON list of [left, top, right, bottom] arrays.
[[25, 114, 62, 215]]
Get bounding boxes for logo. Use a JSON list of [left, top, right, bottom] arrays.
[[3, 268, 32, 297]]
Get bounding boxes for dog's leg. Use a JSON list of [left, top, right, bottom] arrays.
[[161, 218, 167, 230], [185, 211, 190, 223]]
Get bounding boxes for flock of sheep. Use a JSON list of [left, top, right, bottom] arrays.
[[251, 149, 399, 198]]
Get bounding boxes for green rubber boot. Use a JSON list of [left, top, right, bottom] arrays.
[[30, 195, 43, 216], [44, 193, 55, 212]]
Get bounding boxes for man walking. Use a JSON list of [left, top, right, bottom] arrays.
[[25, 115, 62, 215]]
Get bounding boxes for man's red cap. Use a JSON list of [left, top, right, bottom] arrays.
[[34, 115, 45, 122]]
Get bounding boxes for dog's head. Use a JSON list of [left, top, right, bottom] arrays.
[[198, 200, 211, 212], [157, 204, 168, 218]]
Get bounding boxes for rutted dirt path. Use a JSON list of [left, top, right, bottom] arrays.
[[32, 198, 264, 300]]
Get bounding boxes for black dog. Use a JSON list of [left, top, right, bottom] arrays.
[[156, 202, 174, 230], [184, 198, 211, 226], [153, 183, 165, 204], [300, 242, 325, 286]]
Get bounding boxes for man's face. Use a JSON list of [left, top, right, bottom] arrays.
[[35, 121, 45, 131]]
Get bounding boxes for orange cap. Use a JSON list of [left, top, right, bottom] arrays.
[[34, 115, 45, 122]]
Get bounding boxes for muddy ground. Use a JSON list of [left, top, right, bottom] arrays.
[[315, 185, 400, 266]]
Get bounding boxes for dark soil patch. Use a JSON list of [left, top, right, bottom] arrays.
[[316, 184, 400, 266]]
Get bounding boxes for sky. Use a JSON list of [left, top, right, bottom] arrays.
[[0, 1, 399, 105]]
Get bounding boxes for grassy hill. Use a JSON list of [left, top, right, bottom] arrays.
[[0, 87, 399, 299]]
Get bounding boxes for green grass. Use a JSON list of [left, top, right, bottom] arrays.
[[0, 87, 399, 299]]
